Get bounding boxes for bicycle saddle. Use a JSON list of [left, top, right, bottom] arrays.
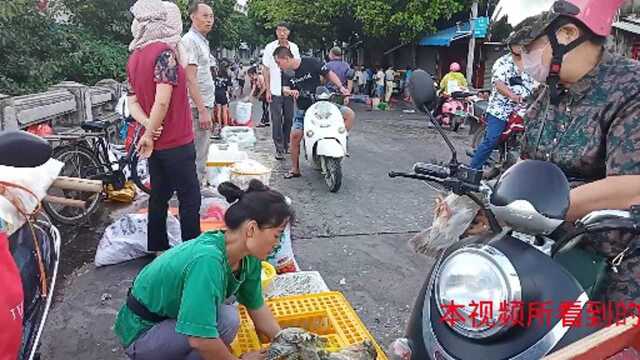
[[0, 131, 52, 167], [81, 120, 112, 132]]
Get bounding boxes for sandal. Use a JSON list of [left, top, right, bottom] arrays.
[[284, 171, 301, 179]]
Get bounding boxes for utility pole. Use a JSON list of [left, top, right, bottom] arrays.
[[466, 0, 479, 85]]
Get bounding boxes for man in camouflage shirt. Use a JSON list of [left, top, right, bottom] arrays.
[[510, 1, 640, 309]]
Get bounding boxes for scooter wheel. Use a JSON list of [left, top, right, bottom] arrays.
[[323, 157, 342, 192]]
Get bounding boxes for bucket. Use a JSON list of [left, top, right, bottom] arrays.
[[230, 159, 272, 189], [206, 143, 248, 187], [234, 101, 252, 125]]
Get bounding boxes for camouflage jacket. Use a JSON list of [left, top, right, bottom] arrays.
[[522, 51, 640, 304]]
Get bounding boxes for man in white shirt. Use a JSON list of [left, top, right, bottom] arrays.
[[182, 1, 215, 185], [384, 66, 396, 103], [375, 67, 385, 99], [262, 22, 300, 160]]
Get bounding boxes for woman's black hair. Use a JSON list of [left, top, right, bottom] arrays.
[[218, 63, 228, 78], [218, 180, 294, 230]]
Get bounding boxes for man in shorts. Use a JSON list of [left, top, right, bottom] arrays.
[[273, 47, 350, 179]]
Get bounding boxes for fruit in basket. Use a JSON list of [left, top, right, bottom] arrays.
[[265, 328, 377, 360]]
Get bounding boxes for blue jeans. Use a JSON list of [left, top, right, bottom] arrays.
[[470, 113, 507, 170]]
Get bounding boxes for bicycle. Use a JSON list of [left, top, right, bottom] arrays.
[[43, 118, 150, 224]]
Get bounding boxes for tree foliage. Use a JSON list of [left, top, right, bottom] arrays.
[[0, 1, 128, 95], [489, 14, 513, 42], [247, 0, 471, 49], [56, 0, 133, 44]]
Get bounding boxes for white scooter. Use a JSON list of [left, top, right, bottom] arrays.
[[302, 87, 348, 192]]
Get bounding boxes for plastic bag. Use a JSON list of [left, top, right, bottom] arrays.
[[266, 196, 298, 273], [221, 126, 256, 149], [409, 193, 481, 258], [0, 232, 23, 359], [26, 123, 54, 137], [0, 159, 64, 236], [200, 197, 229, 232], [234, 102, 252, 125], [94, 213, 182, 267], [106, 180, 136, 203]]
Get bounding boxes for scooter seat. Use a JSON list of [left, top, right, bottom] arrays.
[[81, 120, 112, 132], [0, 131, 52, 167]]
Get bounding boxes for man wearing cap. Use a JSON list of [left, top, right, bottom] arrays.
[[510, 0, 640, 308], [262, 22, 300, 160], [325, 47, 356, 131]]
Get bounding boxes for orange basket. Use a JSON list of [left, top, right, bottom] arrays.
[[230, 291, 388, 359]]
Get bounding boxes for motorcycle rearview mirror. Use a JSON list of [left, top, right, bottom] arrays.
[[408, 70, 459, 165]]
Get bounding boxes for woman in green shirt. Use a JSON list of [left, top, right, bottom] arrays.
[[114, 179, 293, 360]]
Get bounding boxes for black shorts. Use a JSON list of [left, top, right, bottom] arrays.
[[215, 93, 229, 106]]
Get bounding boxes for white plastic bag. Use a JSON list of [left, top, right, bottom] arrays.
[[221, 126, 256, 149], [266, 222, 299, 273], [234, 102, 252, 125], [94, 213, 182, 267], [0, 159, 64, 235]]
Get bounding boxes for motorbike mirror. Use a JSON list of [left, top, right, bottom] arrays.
[[408, 70, 436, 113]]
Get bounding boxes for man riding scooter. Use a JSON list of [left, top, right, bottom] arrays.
[[469, 43, 535, 171], [272, 46, 351, 180]]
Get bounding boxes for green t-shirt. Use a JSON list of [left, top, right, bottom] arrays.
[[114, 231, 264, 347]]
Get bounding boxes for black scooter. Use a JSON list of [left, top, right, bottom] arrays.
[[387, 70, 640, 360], [1, 131, 61, 360]]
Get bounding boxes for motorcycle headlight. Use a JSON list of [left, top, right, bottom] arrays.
[[435, 245, 521, 339]]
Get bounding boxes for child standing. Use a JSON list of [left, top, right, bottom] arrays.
[[248, 66, 269, 127], [214, 64, 232, 130]]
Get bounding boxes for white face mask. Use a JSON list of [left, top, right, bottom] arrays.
[[522, 43, 551, 83]]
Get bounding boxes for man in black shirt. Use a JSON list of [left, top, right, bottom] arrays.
[[273, 46, 350, 179]]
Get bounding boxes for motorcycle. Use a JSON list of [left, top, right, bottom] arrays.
[[388, 70, 640, 360], [301, 87, 348, 193], [467, 77, 532, 180], [1, 131, 62, 360]]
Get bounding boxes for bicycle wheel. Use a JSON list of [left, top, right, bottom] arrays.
[[43, 145, 103, 224], [128, 149, 151, 195]]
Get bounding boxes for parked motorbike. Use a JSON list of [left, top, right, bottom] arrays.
[[1, 131, 62, 360], [301, 87, 349, 192], [388, 70, 640, 360], [464, 91, 490, 136]]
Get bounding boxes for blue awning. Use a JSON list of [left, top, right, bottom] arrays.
[[418, 17, 489, 47]]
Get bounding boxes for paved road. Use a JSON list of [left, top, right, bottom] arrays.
[[40, 101, 473, 358]]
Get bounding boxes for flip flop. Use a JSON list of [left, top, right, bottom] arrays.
[[284, 171, 301, 179]]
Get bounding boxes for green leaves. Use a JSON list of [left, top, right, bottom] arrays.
[[0, 1, 127, 95], [247, 0, 471, 48]]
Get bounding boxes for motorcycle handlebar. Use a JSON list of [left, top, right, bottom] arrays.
[[413, 162, 449, 179]]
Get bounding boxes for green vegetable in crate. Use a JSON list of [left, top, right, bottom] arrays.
[[266, 328, 377, 360]]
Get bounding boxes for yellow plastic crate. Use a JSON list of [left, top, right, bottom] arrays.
[[230, 291, 388, 359]]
